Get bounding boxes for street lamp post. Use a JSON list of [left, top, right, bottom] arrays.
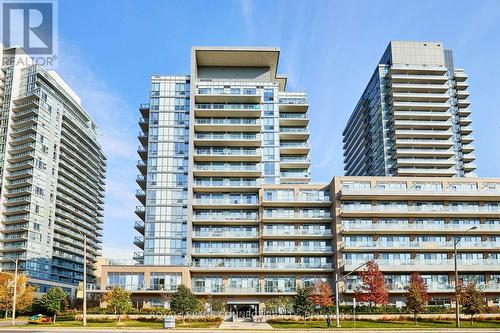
[[74, 223, 87, 327], [454, 226, 478, 328], [335, 260, 370, 328], [10, 259, 18, 326]]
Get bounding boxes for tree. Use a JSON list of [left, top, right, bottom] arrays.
[[293, 286, 314, 324], [265, 296, 293, 314], [354, 261, 388, 312], [102, 287, 132, 322], [197, 295, 225, 314], [309, 281, 334, 311], [168, 285, 197, 323], [460, 282, 485, 325], [0, 272, 36, 318], [404, 273, 430, 324], [41, 287, 68, 323]]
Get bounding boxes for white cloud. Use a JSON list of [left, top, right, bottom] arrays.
[[239, 0, 255, 37]]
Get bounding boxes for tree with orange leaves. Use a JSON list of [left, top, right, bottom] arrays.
[[309, 281, 334, 311], [405, 272, 430, 324], [354, 261, 388, 312], [0, 272, 36, 318]]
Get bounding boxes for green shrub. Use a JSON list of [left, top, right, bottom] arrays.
[[56, 314, 75, 322]]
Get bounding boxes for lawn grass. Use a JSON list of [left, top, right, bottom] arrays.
[[268, 318, 500, 329], [19, 318, 221, 329]]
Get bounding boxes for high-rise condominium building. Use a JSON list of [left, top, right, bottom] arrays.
[[0, 46, 106, 294], [96, 44, 500, 313], [343, 41, 475, 177]]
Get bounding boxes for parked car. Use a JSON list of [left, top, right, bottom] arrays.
[[28, 314, 53, 324]]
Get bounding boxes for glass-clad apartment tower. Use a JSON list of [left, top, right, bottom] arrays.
[[0, 46, 106, 294], [343, 41, 475, 177], [135, 76, 190, 266]]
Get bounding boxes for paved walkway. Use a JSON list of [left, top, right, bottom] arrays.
[[218, 318, 274, 330]]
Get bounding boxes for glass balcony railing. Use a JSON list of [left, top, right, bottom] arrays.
[[193, 198, 258, 205], [263, 212, 332, 219], [280, 113, 307, 119], [194, 164, 260, 172], [193, 231, 258, 238], [195, 148, 259, 156], [344, 258, 500, 268], [263, 229, 332, 236], [195, 133, 260, 140], [195, 103, 260, 110], [279, 98, 307, 105], [341, 205, 500, 213], [194, 179, 259, 187], [195, 118, 260, 125], [197, 88, 257, 96], [193, 214, 258, 221], [192, 247, 259, 254], [342, 222, 500, 231]]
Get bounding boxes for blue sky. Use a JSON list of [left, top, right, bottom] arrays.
[[54, 0, 500, 258]]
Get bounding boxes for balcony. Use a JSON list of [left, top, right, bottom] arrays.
[[138, 117, 149, 131], [136, 160, 147, 174], [133, 236, 144, 249], [393, 138, 453, 148], [262, 212, 332, 222], [393, 119, 451, 129], [192, 247, 259, 256], [194, 148, 261, 162], [135, 189, 146, 204], [391, 82, 449, 93], [138, 132, 148, 145], [134, 206, 145, 219], [279, 141, 310, 155], [392, 101, 450, 111], [194, 118, 261, 132], [342, 241, 500, 251], [194, 133, 261, 147], [395, 157, 455, 167], [279, 127, 310, 140], [393, 110, 451, 120], [262, 194, 331, 207], [396, 167, 457, 177], [137, 145, 148, 159], [391, 92, 450, 102], [136, 175, 146, 189], [280, 156, 311, 169], [193, 164, 261, 177], [192, 198, 259, 209], [390, 73, 448, 83], [194, 103, 261, 117], [456, 81, 469, 90], [263, 229, 332, 239], [279, 98, 308, 112], [139, 103, 150, 117], [394, 129, 453, 139], [194, 87, 261, 103], [339, 205, 500, 218], [394, 148, 454, 158], [342, 222, 500, 234], [193, 179, 259, 191], [264, 246, 333, 255], [279, 113, 309, 126], [343, 259, 500, 272], [192, 214, 259, 225], [192, 230, 258, 240]]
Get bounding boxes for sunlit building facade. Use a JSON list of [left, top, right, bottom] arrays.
[[96, 45, 500, 312], [343, 41, 475, 177], [0, 46, 106, 294]]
